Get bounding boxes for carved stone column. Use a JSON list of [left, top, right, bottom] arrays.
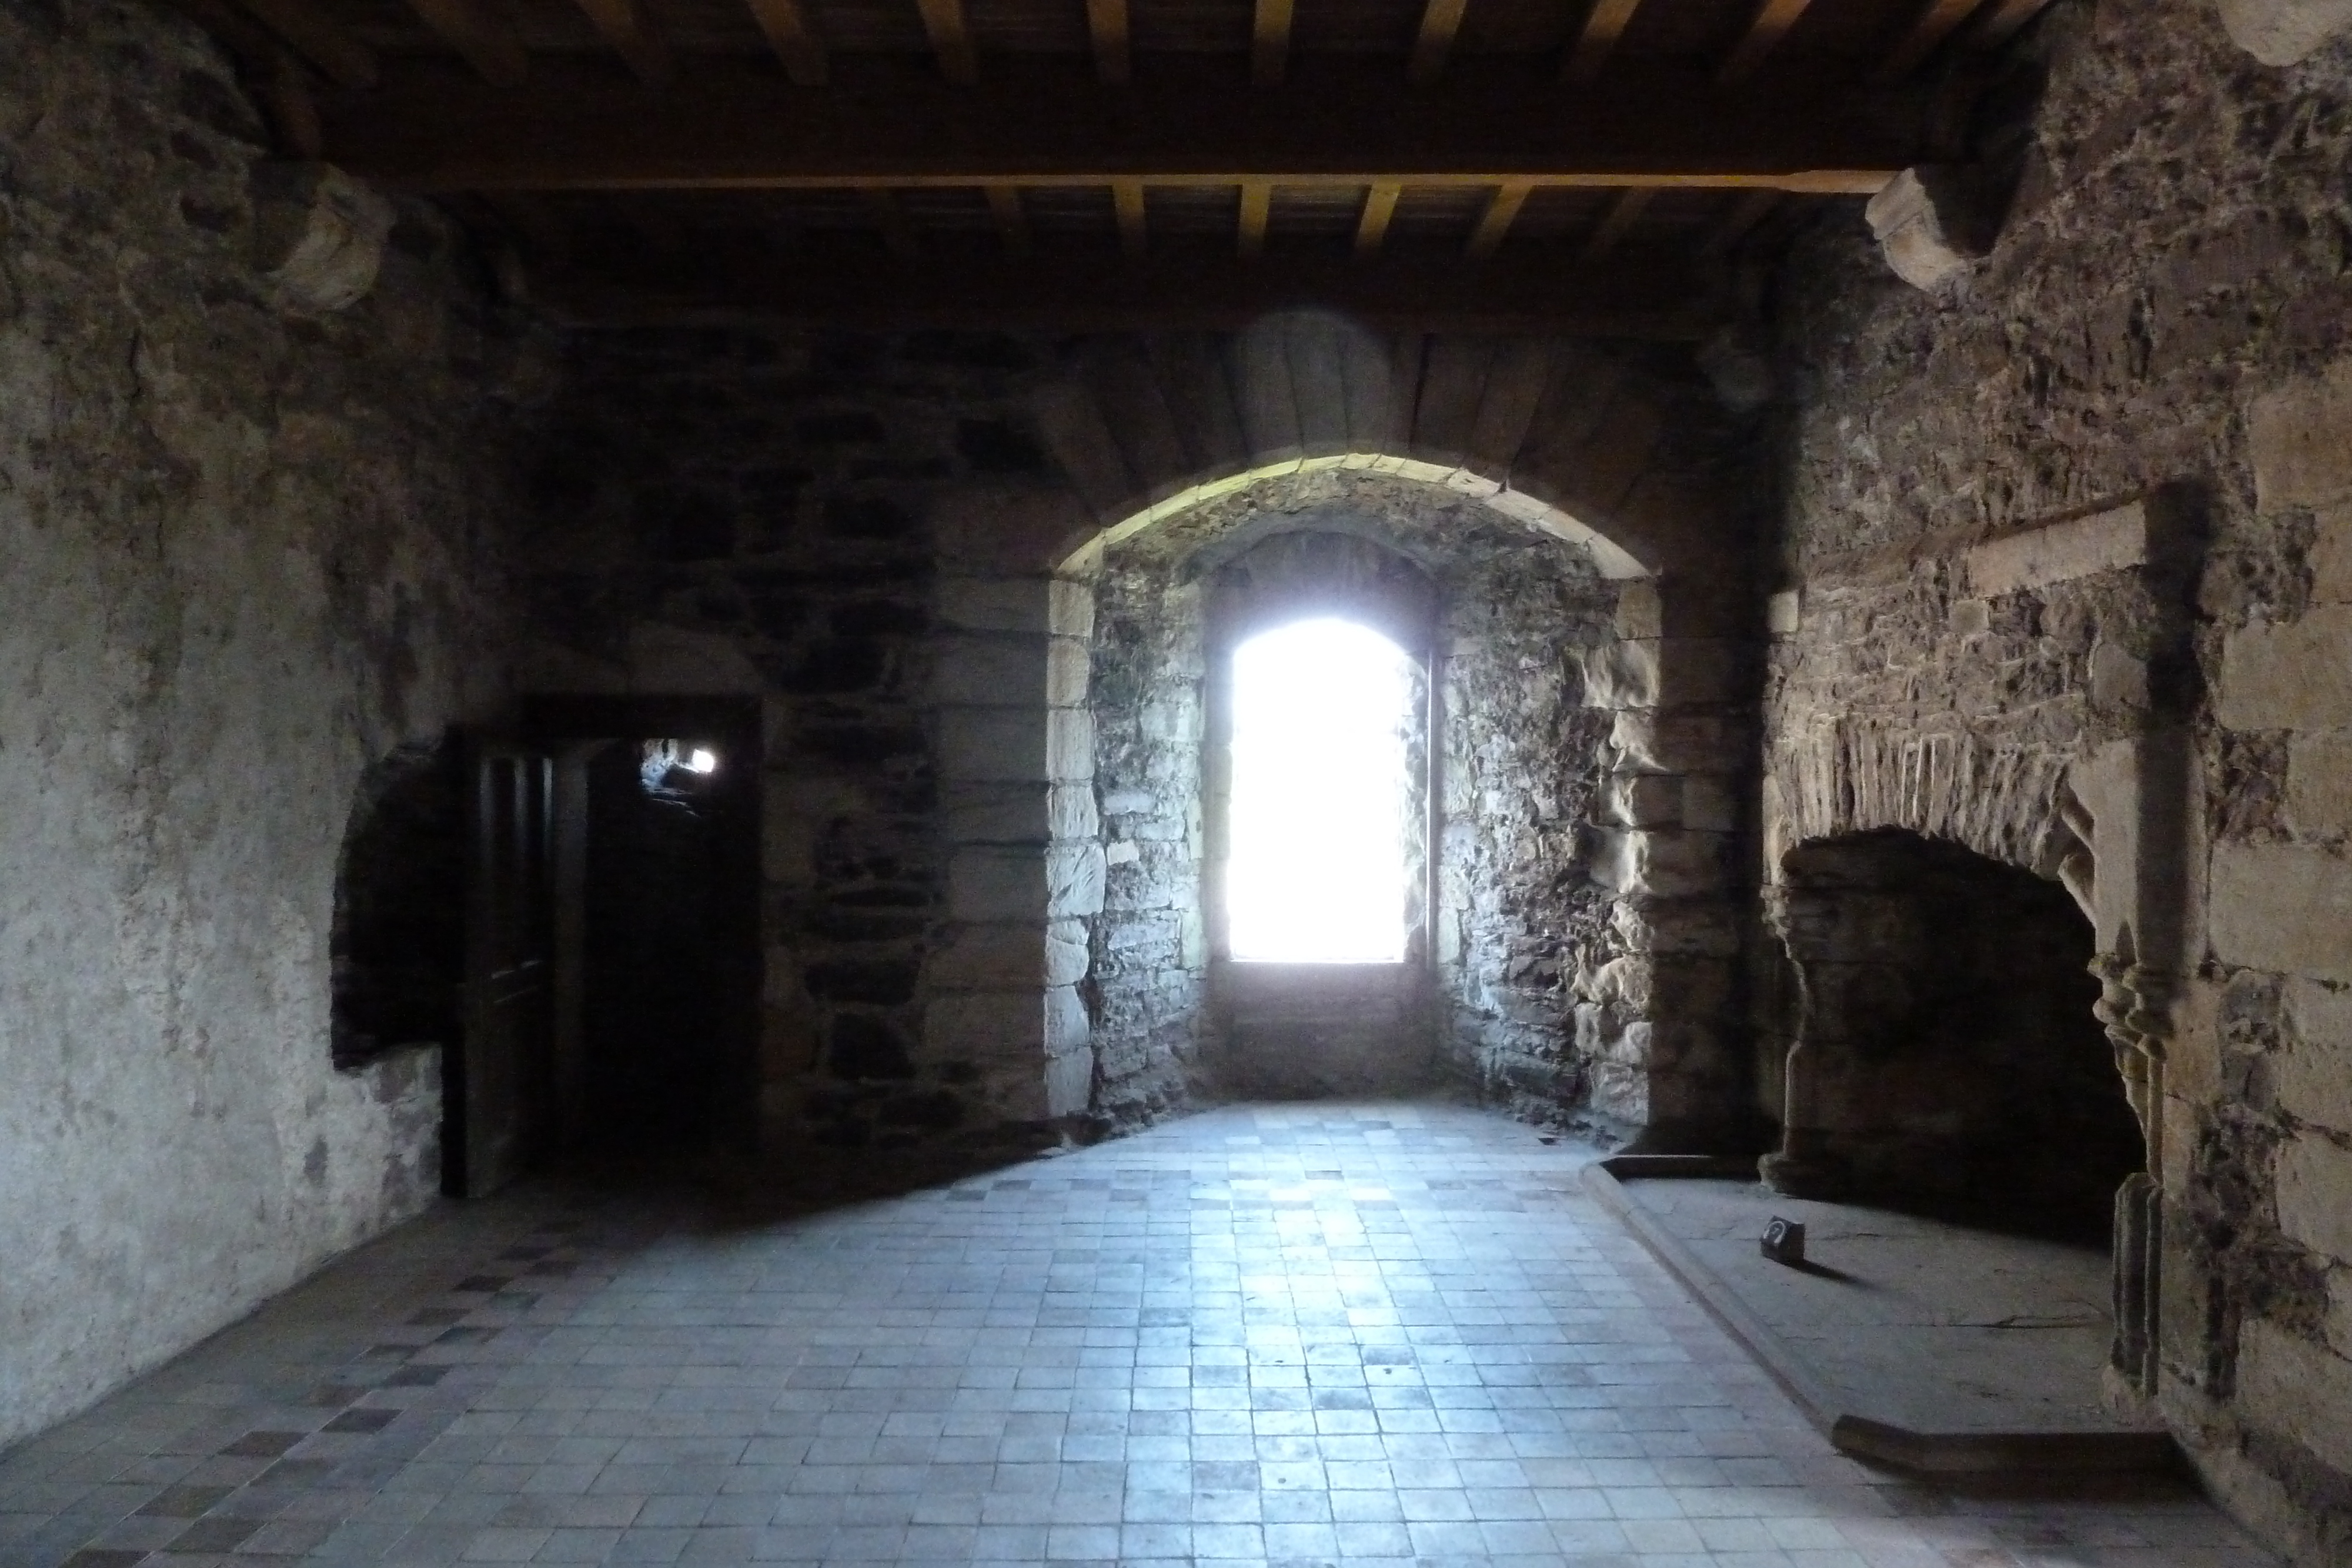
[[1759, 881, 1847, 1198], [2094, 952, 2171, 1399]]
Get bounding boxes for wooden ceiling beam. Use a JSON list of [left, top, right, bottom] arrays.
[[1354, 182, 1401, 256], [1579, 185, 1649, 259], [1970, 0, 2059, 46], [570, 0, 671, 86], [1465, 179, 1531, 259], [1700, 187, 1779, 253], [985, 184, 1032, 255], [322, 57, 1926, 194], [1085, 0, 1130, 83], [861, 188, 918, 258], [403, 0, 528, 85], [914, 0, 978, 83], [221, 0, 377, 88], [1875, 0, 1986, 78], [1563, 0, 1643, 85], [1718, 0, 1814, 83], [536, 242, 1719, 335], [1114, 179, 1149, 258], [1252, 0, 1294, 86], [744, 0, 827, 84], [1238, 180, 1273, 258], [1408, 0, 1470, 83]]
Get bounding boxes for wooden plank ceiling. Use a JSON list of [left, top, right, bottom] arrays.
[[183, 0, 2056, 329]]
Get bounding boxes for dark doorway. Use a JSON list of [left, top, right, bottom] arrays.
[[526, 696, 764, 1162], [579, 740, 728, 1152]]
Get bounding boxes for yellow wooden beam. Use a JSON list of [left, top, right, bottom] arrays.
[[744, 0, 827, 84], [1466, 179, 1532, 259], [1354, 181, 1401, 256]]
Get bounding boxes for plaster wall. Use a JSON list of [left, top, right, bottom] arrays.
[[1769, 0, 2352, 1549], [0, 0, 526, 1443]]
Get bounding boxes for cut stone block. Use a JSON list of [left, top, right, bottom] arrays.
[[1963, 502, 2147, 598], [1044, 984, 1091, 1054], [251, 163, 396, 316], [2313, 503, 2352, 604], [1586, 828, 1730, 900], [938, 576, 1097, 638], [2278, 1131, 2352, 1264], [928, 921, 1091, 990], [949, 848, 1047, 923], [1865, 166, 1989, 291], [937, 706, 1095, 783], [1044, 1045, 1094, 1116], [1048, 842, 1108, 918], [2283, 979, 2352, 1135], [2209, 841, 2352, 982], [923, 989, 1047, 1058], [2216, 0, 2352, 66], [2251, 357, 2352, 509], [2217, 606, 2352, 731], [930, 636, 1090, 708], [2288, 733, 2352, 837]]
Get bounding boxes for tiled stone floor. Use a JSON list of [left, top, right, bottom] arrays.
[[4, 1103, 2275, 1567]]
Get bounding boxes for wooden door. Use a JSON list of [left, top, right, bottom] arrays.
[[454, 741, 554, 1197]]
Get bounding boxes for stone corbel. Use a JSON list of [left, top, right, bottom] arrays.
[[2213, 0, 2352, 65], [249, 162, 397, 316], [1864, 166, 1995, 292]]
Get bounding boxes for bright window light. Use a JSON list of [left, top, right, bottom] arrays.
[[1225, 617, 1414, 962], [684, 747, 719, 774]]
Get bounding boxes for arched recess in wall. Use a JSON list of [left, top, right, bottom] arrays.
[[923, 352, 1759, 1152], [330, 736, 467, 1071]]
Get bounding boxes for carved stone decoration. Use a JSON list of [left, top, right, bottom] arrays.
[[250, 163, 397, 317], [2214, 0, 2352, 65], [2092, 951, 2171, 1399], [1864, 166, 1990, 292]]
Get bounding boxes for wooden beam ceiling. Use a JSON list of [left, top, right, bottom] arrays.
[[1464, 179, 1531, 259], [223, 0, 376, 88], [536, 241, 1718, 334], [403, 0, 527, 85], [1875, 0, 1986, 78], [1114, 179, 1148, 257], [1718, 0, 1815, 83], [569, 0, 672, 85], [985, 183, 1031, 255], [1085, 0, 1130, 83], [1563, 0, 1644, 85], [743, 0, 826, 83], [1251, 0, 1295, 85], [319, 58, 1925, 194], [914, 0, 977, 82], [1408, 0, 1469, 83], [1354, 182, 1401, 256], [1580, 186, 1650, 259]]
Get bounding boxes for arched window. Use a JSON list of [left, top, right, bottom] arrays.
[[1223, 617, 1418, 963]]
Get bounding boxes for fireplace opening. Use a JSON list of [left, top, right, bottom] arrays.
[[1770, 828, 2143, 1242]]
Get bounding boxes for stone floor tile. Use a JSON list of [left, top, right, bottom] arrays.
[[2, 1105, 2287, 1568]]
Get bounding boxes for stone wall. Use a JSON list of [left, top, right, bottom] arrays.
[[0, 0, 527, 1445], [516, 329, 1068, 1154], [1767, 0, 2352, 1549], [1078, 469, 1631, 1124], [521, 324, 1766, 1153]]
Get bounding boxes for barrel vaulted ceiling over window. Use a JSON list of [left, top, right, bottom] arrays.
[[176, 0, 2056, 328]]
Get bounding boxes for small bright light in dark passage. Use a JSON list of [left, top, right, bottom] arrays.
[[1227, 617, 1414, 962], [683, 747, 719, 774]]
